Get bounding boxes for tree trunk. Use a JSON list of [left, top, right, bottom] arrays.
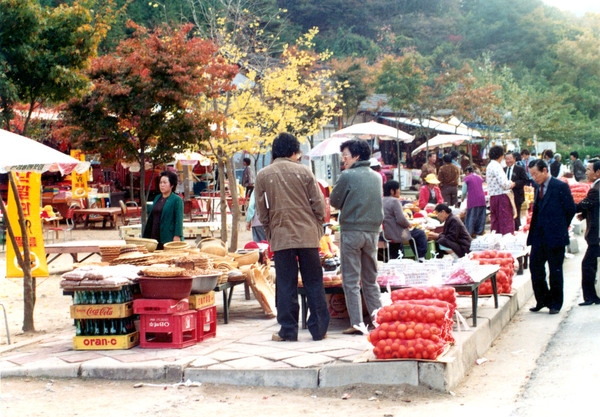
[[6, 173, 35, 331], [217, 158, 228, 245], [225, 156, 240, 252]]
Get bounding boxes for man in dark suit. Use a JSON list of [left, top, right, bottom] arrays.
[[527, 159, 576, 314], [505, 151, 528, 230], [575, 159, 600, 306]]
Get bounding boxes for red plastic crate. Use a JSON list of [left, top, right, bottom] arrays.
[[139, 310, 197, 349], [133, 298, 189, 315], [197, 305, 217, 341]]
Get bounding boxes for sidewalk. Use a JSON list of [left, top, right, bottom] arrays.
[[0, 228, 586, 392]]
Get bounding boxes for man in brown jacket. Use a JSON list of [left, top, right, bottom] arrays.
[[255, 132, 330, 342], [437, 153, 461, 206]]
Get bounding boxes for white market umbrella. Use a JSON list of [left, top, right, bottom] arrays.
[[331, 121, 414, 143], [305, 136, 347, 159], [0, 129, 89, 174], [174, 151, 211, 167], [0, 128, 90, 332], [411, 134, 471, 157]]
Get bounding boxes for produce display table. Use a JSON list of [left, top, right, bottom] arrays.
[[298, 264, 500, 329], [46, 240, 126, 265], [471, 248, 529, 275]]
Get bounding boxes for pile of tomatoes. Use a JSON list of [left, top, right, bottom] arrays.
[[469, 250, 515, 294], [560, 178, 590, 204], [368, 286, 458, 360], [391, 286, 456, 305]]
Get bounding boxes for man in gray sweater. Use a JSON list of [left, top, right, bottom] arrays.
[[330, 139, 384, 335]]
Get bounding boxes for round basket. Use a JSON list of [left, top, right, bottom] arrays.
[[164, 241, 190, 251], [232, 250, 259, 266], [198, 238, 227, 257], [125, 237, 158, 253]]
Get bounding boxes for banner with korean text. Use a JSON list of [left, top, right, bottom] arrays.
[[6, 172, 49, 278], [70, 150, 88, 199]]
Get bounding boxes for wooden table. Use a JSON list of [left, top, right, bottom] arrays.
[[298, 264, 499, 329], [73, 207, 122, 229], [45, 240, 126, 264]]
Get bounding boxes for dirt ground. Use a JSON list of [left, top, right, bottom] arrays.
[[0, 224, 552, 416]]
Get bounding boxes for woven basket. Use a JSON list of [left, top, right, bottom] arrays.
[[217, 273, 228, 285], [232, 250, 259, 266], [125, 237, 158, 252], [198, 238, 228, 257], [164, 241, 190, 251]]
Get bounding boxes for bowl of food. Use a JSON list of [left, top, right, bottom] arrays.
[[191, 272, 221, 294], [138, 276, 194, 299]]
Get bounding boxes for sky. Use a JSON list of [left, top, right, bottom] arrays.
[[541, 0, 600, 16]]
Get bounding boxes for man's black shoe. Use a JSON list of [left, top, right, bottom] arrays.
[[529, 304, 546, 312], [578, 299, 600, 306], [549, 308, 560, 315]]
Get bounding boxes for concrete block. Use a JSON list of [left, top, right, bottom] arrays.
[[2, 362, 80, 379], [319, 361, 418, 388], [81, 361, 169, 380], [185, 368, 319, 389], [419, 361, 451, 391]]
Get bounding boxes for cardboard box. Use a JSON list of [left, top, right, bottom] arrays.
[[70, 302, 134, 319], [188, 292, 215, 310], [73, 331, 139, 350]]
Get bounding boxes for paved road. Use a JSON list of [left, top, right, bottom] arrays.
[[511, 287, 600, 415]]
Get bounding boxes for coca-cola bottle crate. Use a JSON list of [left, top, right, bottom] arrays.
[[133, 298, 189, 315], [72, 286, 134, 305], [188, 291, 215, 310], [70, 302, 134, 319], [197, 305, 217, 342], [139, 310, 198, 349]]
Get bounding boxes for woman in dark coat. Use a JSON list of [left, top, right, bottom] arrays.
[[429, 203, 472, 258], [143, 170, 184, 250]]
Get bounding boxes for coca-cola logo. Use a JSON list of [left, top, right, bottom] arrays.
[[83, 306, 114, 316], [149, 321, 170, 328], [83, 338, 118, 346]]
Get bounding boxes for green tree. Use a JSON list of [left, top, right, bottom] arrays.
[[63, 23, 238, 224], [0, 0, 114, 136]]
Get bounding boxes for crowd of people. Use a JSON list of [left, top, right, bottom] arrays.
[[226, 132, 598, 341]]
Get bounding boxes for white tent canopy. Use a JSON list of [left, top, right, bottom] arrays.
[[0, 129, 90, 175], [411, 134, 471, 156], [383, 116, 481, 138], [331, 121, 414, 143]]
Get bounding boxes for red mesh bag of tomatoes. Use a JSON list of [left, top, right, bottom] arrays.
[[372, 301, 454, 345], [468, 251, 516, 295], [390, 286, 457, 306], [371, 336, 447, 360]]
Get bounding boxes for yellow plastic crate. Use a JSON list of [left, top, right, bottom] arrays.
[[73, 331, 139, 350]]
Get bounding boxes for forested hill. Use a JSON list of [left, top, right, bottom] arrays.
[[37, 0, 600, 152], [279, 0, 578, 74]]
